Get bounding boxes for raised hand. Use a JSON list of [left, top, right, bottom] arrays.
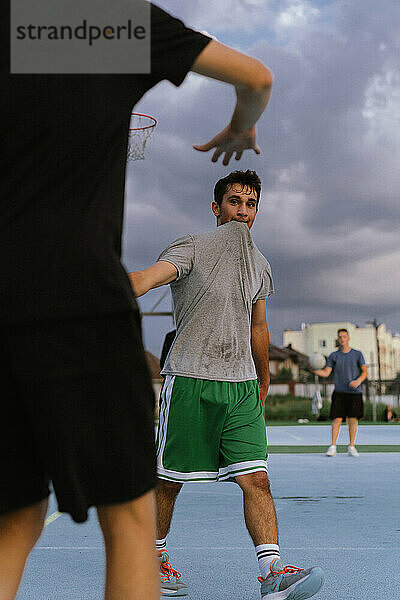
[[193, 124, 261, 165]]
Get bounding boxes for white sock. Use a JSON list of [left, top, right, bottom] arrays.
[[256, 544, 280, 579], [156, 537, 167, 553]]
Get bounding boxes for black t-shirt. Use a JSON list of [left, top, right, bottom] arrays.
[[160, 329, 176, 371], [1, 4, 210, 324]]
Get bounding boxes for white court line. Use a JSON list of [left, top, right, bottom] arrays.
[[44, 511, 63, 527], [284, 432, 303, 441], [269, 429, 303, 442], [36, 547, 103, 550], [34, 546, 396, 551], [170, 546, 397, 551]]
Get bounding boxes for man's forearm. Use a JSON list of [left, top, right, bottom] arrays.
[[129, 271, 150, 297], [356, 369, 368, 385], [251, 326, 270, 390], [230, 82, 272, 134], [128, 261, 178, 298], [314, 368, 330, 377]]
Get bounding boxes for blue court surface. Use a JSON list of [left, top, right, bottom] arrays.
[[18, 425, 399, 599], [266, 423, 400, 450]]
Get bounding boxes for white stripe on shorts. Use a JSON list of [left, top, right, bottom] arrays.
[[157, 465, 218, 483], [157, 460, 267, 483], [156, 375, 175, 470], [218, 460, 268, 481]]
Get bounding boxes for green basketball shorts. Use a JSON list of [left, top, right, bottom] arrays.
[[156, 376, 268, 483]]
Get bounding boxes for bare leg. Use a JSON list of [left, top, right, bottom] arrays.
[[236, 472, 278, 545], [155, 480, 182, 540], [331, 417, 343, 445], [0, 498, 48, 600], [347, 417, 358, 446], [97, 490, 158, 600]]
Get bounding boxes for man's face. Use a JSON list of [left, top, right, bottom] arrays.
[[212, 183, 258, 229], [337, 331, 350, 348]]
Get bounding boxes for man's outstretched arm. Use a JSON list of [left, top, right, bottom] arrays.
[[191, 40, 273, 165], [313, 366, 333, 378], [129, 261, 177, 297], [251, 299, 270, 405]]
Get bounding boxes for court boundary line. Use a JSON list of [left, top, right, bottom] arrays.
[[44, 511, 63, 527], [268, 445, 400, 453], [34, 545, 398, 551]]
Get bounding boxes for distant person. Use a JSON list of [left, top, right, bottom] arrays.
[[313, 329, 368, 457], [130, 170, 324, 600], [1, 3, 274, 599], [383, 405, 400, 422]]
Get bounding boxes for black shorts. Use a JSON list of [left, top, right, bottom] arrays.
[[0, 311, 156, 523], [330, 391, 364, 420]]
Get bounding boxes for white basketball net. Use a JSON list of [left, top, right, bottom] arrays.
[[127, 113, 157, 161]]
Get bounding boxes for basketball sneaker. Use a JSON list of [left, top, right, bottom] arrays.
[[259, 558, 324, 599], [158, 550, 188, 596], [326, 444, 336, 456], [348, 445, 359, 457]]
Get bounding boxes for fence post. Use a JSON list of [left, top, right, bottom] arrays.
[[372, 382, 377, 422]]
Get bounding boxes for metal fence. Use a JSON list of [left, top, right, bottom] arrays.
[[364, 379, 400, 421], [268, 378, 400, 422]]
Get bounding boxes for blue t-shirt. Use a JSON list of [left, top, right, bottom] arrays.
[[326, 348, 366, 393]]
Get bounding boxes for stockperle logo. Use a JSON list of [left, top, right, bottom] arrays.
[[11, 0, 150, 74]]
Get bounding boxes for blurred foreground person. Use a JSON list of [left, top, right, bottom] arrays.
[[0, 2, 274, 598]]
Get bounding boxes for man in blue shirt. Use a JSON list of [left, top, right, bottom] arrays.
[[314, 329, 368, 457]]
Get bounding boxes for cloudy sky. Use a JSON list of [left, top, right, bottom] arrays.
[[123, 0, 400, 357]]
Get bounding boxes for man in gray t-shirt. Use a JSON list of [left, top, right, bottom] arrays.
[[130, 170, 324, 599], [158, 218, 273, 381]]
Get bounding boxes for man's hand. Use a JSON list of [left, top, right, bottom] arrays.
[[258, 381, 269, 406], [191, 40, 272, 165], [349, 379, 360, 389], [193, 124, 260, 165]]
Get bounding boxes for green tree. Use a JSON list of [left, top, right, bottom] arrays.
[[274, 367, 293, 382]]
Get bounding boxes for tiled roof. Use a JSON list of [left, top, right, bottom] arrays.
[[284, 344, 310, 367], [268, 344, 291, 360]]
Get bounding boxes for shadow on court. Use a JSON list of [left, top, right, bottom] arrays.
[[18, 429, 400, 599]]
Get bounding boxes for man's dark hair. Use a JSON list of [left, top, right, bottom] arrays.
[[214, 170, 261, 207], [337, 328, 349, 335]]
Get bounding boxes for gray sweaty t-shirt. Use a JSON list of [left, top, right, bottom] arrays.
[[158, 221, 274, 382]]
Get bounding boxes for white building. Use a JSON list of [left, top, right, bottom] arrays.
[[284, 321, 400, 380]]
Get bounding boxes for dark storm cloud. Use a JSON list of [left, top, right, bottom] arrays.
[[123, 0, 400, 352]]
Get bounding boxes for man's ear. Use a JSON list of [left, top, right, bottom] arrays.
[[211, 201, 220, 218]]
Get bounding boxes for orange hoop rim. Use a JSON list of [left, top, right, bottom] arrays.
[[129, 112, 157, 132]]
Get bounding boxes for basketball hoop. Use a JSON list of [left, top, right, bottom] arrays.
[[127, 112, 157, 161]]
